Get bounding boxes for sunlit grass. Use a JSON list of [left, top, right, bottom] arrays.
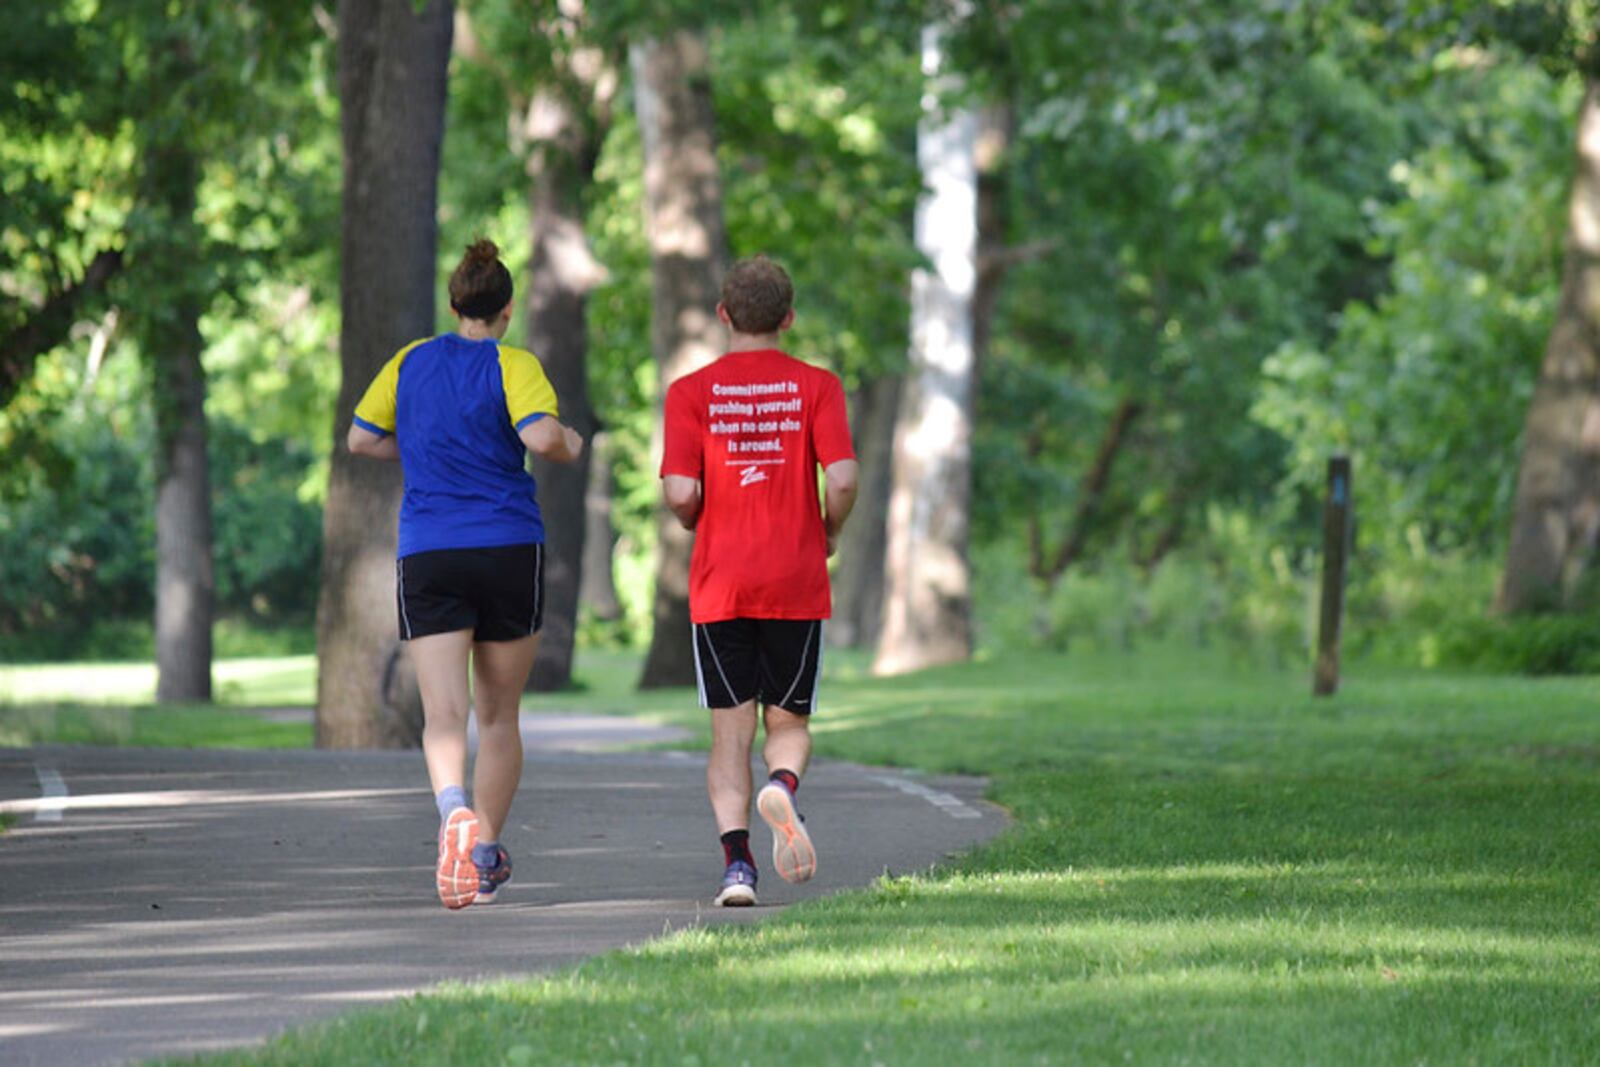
[[0, 656, 316, 747], [176, 647, 1600, 1065], [0, 655, 316, 707]]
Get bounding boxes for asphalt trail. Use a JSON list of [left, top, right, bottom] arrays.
[[0, 716, 1005, 1065]]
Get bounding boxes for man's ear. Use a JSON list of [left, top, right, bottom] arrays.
[[779, 308, 796, 331], [716, 302, 733, 327]]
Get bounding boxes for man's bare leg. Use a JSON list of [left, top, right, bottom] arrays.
[[757, 703, 817, 883], [708, 700, 759, 833]]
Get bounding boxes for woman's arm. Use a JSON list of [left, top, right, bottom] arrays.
[[348, 422, 400, 461], [519, 416, 584, 463]]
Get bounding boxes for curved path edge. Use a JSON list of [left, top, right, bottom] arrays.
[[0, 730, 1006, 1066]]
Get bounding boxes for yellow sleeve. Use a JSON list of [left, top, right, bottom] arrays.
[[498, 345, 559, 430], [352, 339, 425, 435]]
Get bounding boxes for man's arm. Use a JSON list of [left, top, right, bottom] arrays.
[[663, 474, 703, 531], [347, 422, 399, 461], [822, 458, 859, 556], [519, 415, 585, 463]]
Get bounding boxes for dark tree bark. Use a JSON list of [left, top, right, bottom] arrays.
[[455, 1, 614, 690], [972, 102, 1014, 380], [580, 430, 622, 622], [1498, 82, 1600, 613], [522, 80, 609, 691], [1031, 397, 1142, 586], [631, 29, 731, 688], [151, 300, 214, 705], [829, 375, 899, 649], [0, 249, 123, 411], [315, 0, 453, 748], [130, 29, 213, 705]]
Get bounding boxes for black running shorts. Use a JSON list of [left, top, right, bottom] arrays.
[[396, 543, 544, 642], [692, 619, 824, 714]]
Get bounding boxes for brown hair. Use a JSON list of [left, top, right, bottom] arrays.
[[448, 238, 513, 321], [720, 255, 794, 334]]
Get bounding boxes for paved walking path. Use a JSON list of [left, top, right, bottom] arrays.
[[0, 714, 1005, 1065]]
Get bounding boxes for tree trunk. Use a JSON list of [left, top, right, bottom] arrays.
[[874, 24, 979, 676], [132, 31, 213, 705], [316, 0, 453, 749], [1498, 82, 1600, 614], [829, 374, 900, 649], [581, 431, 622, 622], [1033, 397, 1143, 585], [631, 30, 731, 688], [522, 82, 608, 691], [152, 303, 214, 704], [972, 102, 1013, 379]]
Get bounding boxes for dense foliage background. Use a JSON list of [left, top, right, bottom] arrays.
[[3, 0, 1596, 673]]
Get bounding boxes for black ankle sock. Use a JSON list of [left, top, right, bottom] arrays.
[[721, 829, 753, 867], [769, 769, 799, 796]]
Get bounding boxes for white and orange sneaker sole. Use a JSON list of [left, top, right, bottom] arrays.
[[756, 782, 816, 883], [436, 808, 480, 909]]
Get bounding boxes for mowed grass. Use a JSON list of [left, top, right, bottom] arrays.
[[174, 648, 1600, 1065]]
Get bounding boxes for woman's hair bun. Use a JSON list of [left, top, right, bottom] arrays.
[[449, 237, 513, 320], [464, 238, 500, 264]]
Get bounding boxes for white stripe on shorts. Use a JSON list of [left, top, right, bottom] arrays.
[[396, 559, 413, 640], [810, 621, 825, 712], [691, 624, 708, 707], [530, 544, 543, 633], [776, 620, 819, 711]]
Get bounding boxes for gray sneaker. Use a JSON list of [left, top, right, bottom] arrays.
[[756, 781, 816, 883], [714, 859, 758, 906]]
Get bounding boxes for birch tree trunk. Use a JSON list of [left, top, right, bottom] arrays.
[[1498, 82, 1600, 614], [631, 29, 730, 688], [874, 23, 979, 676], [315, 0, 453, 748]]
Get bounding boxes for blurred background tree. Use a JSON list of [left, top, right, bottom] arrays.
[[5, 0, 1598, 737]]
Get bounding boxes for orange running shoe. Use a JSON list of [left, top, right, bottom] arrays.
[[756, 781, 816, 883], [436, 807, 480, 909]]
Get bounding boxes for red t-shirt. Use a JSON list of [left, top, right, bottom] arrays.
[[660, 349, 856, 623]]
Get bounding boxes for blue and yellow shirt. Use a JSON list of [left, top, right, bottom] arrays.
[[353, 334, 559, 558]]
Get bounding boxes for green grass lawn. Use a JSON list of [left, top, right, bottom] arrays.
[[153, 646, 1599, 1065], [0, 656, 317, 748]]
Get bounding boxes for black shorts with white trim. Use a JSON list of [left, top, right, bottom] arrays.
[[692, 618, 824, 714], [396, 542, 544, 642]]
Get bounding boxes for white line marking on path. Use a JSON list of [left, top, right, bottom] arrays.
[[869, 775, 984, 820], [34, 767, 67, 823], [0, 785, 415, 818]]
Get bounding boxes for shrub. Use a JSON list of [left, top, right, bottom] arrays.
[[1438, 614, 1600, 676], [0, 416, 322, 661]]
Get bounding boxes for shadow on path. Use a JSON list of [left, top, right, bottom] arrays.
[[0, 716, 1004, 1066]]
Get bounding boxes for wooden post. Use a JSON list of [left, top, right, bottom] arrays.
[[1314, 455, 1352, 696]]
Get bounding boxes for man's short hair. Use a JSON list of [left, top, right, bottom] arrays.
[[720, 255, 794, 334]]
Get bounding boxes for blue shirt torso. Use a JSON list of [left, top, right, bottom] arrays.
[[394, 335, 544, 557]]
